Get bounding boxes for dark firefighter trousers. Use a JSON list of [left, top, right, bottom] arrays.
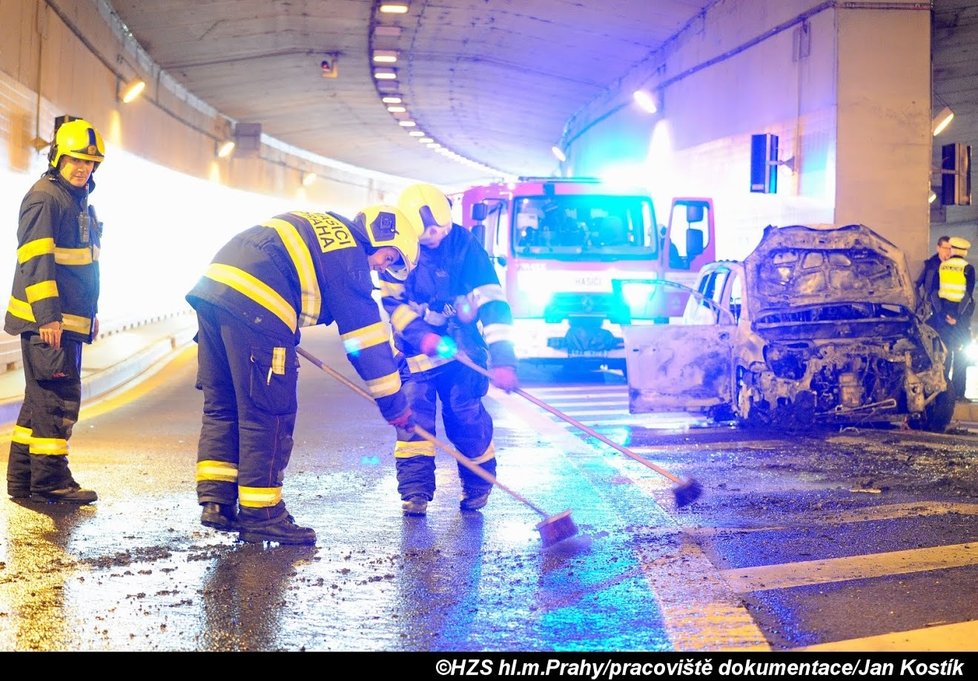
[[395, 357, 496, 501], [193, 301, 299, 523], [6, 334, 83, 495]]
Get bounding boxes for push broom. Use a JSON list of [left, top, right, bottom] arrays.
[[453, 353, 703, 508], [296, 347, 578, 548]]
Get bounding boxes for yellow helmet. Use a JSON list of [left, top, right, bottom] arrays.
[[397, 183, 452, 237], [49, 119, 105, 169], [352, 204, 422, 280]]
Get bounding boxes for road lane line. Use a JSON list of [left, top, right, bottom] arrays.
[[797, 619, 978, 652], [721, 542, 978, 593], [687, 501, 978, 535]]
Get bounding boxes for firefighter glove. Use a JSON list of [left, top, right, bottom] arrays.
[[420, 332, 456, 358], [489, 365, 519, 393], [388, 409, 415, 431]]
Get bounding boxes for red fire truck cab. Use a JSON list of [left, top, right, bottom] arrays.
[[452, 177, 715, 373]]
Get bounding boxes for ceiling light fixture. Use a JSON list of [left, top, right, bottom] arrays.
[[398, 120, 417, 127], [418, 137, 433, 144], [302, 172, 317, 187], [408, 130, 425, 137], [932, 105, 954, 136], [387, 105, 407, 113], [379, 2, 409, 14], [119, 79, 146, 104], [372, 50, 399, 64], [551, 145, 567, 162], [374, 25, 403, 37], [381, 96, 402, 104], [217, 140, 235, 158], [373, 68, 397, 80], [632, 89, 658, 114]]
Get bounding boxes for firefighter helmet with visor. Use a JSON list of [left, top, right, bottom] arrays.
[[352, 205, 422, 280], [49, 119, 105, 169], [397, 183, 453, 248]]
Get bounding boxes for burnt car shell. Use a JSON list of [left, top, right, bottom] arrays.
[[740, 223, 951, 429], [623, 223, 953, 431]]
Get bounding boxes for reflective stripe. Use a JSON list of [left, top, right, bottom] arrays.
[[29, 436, 69, 456], [25, 280, 58, 303], [18, 238, 55, 263], [204, 262, 298, 332], [365, 370, 401, 399], [54, 247, 94, 265], [406, 352, 453, 373], [470, 442, 496, 465], [195, 460, 238, 483], [469, 283, 506, 308], [11, 425, 32, 445], [272, 347, 286, 375], [262, 218, 321, 327], [239, 485, 283, 509], [62, 313, 92, 336], [378, 279, 405, 298], [390, 304, 420, 332], [482, 322, 514, 345], [7, 297, 34, 323], [394, 440, 435, 459], [341, 321, 390, 355]]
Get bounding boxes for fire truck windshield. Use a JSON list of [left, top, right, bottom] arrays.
[[512, 194, 657, 261]]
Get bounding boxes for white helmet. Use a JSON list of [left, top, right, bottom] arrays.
[[397, 183, 453, 247], [352, 204, 422, 280]]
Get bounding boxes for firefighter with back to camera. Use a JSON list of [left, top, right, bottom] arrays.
[[187, 206, 422, 545], [5, 118, 105, 504], [379, 183, 518, 517]]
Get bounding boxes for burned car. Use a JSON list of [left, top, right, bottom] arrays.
[[622, 223, 954, 431]]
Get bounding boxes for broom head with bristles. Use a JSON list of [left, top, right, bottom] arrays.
[[536, 509, 578, 548], [673, 478, 703, 508]]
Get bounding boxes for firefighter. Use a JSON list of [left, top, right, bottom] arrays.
[[5, 118, 105, 504], [936, 236, 976, 399], [380, 183, 518, 516], [187, 206, 421, 545]]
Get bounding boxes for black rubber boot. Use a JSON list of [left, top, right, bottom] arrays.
[[200, 502, 239, 531], [460, 487, 491, 512], [238, 511, 316, 545], [31, 483, 97, 505]]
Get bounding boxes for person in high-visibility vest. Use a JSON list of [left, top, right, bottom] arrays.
[[936, 236, 976, 399]]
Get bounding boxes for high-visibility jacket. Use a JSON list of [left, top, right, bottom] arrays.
[[5, 171, 100, 342], [186, 210, 407, 420], [939, 256, 969, 303], [379, 225, 516, 374]]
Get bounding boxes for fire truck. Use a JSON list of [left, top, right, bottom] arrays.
[[451, 177, 716, 373]]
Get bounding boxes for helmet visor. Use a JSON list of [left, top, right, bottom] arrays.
[[385, 251, 411, 281]]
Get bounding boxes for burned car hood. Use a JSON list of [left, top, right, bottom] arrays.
[[743, 223, 916, 323]]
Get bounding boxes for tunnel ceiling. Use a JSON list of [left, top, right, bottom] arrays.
[[104, 1, 977, 188]]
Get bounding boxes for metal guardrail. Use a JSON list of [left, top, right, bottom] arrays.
[[0, 308, 194, 374]]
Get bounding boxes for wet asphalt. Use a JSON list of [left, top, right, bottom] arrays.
[[0, 325, 724, 653]]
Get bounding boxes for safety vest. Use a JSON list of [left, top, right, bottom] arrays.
[[938, 256, 968, 302]]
